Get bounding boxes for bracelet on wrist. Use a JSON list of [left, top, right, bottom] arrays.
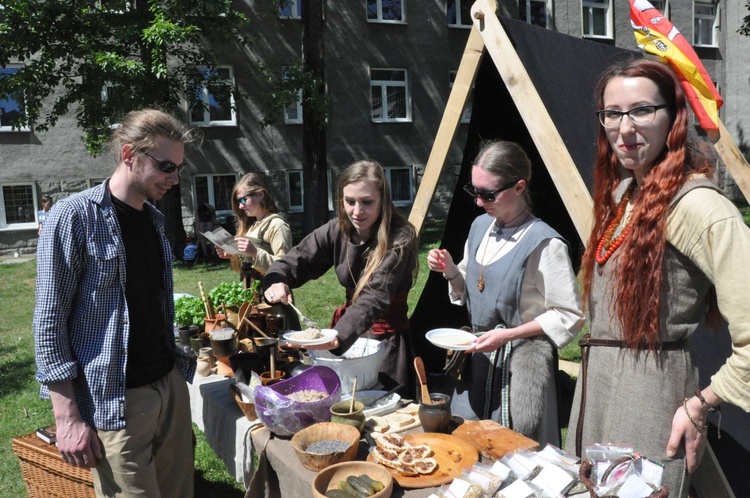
[[443, 270, 459, 281], [683, 397, 708, 433], [695, 389, 723, 438], [695, 389, 719, 412]]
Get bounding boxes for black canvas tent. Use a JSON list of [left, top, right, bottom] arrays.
[[409, 12, 749, 496]]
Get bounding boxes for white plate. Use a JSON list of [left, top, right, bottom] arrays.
[[282, 328, 338, 346], [341, 390, 402, 417], [426, 328, 476, 351]]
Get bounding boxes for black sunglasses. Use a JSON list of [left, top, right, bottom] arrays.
[[142, 151, 186, 174], [463, 180, 519, 203]]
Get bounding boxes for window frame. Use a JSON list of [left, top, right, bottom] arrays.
[[694, 1, 719, 48], [581, 0, 613, 39], [446, 0, 473, 28], [282, 67, 304, 125], [519, 0, 552, 28], [0, 182, 38, 231], [366, 0, 406, 24], [279, 0, 302, 19], [189, 65, 237, 127], [0, 64, 29, 132], [384, 165, 414, 207], [286, 170, 305, 213], [192, 173, 239, 218], [370, 67, 412, 123]]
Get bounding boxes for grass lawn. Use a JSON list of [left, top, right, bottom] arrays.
[[0, 219, 447, 497]]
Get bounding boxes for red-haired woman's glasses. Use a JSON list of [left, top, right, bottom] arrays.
[[463, 180, 518, 203], [596, 104, 671, 128], [142, 151, 185, 174]]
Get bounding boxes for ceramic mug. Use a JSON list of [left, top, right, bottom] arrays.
[[330, 400, 366, 433]]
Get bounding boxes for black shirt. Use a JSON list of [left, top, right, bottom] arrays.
[[112, 195, 173, 388]]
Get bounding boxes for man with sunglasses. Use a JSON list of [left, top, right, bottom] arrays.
[[33, 109, 198, 498]]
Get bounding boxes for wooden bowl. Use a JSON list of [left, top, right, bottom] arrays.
[[290, 422, 360, 472], [312, 461, 393, 498], [228, 384, 257, 421]]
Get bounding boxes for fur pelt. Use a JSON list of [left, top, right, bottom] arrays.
[[509, 336, 553, 436]]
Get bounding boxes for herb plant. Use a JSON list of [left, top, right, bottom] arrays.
[[174, 296, 207, 327], [208, 281, 254, 308]]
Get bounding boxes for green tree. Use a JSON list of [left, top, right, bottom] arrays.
[[259, 0, 329, 236], [0, 0, 248, 253]]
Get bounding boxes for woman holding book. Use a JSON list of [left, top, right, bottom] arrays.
[[215, 172, 293, 283]]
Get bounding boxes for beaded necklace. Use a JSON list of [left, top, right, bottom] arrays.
[[595, 190, 633, 265]]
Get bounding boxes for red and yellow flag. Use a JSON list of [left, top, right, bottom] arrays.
[[630, 0, 723, 132]]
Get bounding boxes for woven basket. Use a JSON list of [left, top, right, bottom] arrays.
[[229, 383, 258, 421], [12, 432, 95, 498]]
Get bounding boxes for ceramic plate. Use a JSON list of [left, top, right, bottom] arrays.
[[425, 328, 476, 351], [283, 328, 338, 346], [341, 390, 401, 417]]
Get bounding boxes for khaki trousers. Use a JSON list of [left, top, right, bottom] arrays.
[[92, 366, 194, 498]]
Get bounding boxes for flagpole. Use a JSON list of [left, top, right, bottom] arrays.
[[715, 119, 750, 203]]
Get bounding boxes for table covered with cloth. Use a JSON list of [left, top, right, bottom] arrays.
[[188, 374, 441, 497]]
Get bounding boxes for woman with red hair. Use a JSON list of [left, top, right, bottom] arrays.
[[566, 58, 750, 496]]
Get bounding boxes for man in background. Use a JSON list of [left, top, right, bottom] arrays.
[[33, 109, 197, 498]]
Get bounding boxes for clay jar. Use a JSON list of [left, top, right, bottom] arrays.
[[330, 400, 366, 434], [260, 370, 286, 386], [196, 356, 214, 377], [418, 393, 452, 433]]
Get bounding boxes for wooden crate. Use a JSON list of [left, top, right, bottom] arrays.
[[12, 432, 95, 498]]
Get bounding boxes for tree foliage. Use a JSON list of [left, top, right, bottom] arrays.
[[740, 2, 750, 37], [0, 0, 249, 155]]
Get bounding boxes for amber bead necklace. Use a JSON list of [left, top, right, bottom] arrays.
[[595, 189, 634, 265]]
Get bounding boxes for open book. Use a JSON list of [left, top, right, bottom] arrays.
[[199, 227, 240, 255]]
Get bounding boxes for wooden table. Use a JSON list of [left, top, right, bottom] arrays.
[[187, 373, 442, 497]]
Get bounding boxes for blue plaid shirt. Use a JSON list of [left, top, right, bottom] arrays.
[[33, 181, 196, 430]]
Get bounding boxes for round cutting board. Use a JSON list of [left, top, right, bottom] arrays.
[[366, 432, 479, 488]]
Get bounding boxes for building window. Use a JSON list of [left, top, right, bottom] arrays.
[[694, 1, 719, 47], [449, 71, 473, 124], [447, 0, 472, 27], [367, 0, 405, 23], [283, 67, 303, 124], [194, 174, 238, 215], [0, 65, 27, 132], [100, 82, 123, 128], [279, 0, 302, 19], [519, 0, 550, 28], [0, 183, 37, 230], [189, 66, 236, 127], [286, 170, 304, 212], [385, 166, 413, 206], [649, 0, 669, 18], [96, 0, 132, 12], [370, 68, 411, 123], [582, 0, 612, 39]]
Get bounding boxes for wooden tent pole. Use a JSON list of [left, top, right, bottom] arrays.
[[408, 25, 486, 236], [471, 0, 594, 243], [715, 119, 750, 203]]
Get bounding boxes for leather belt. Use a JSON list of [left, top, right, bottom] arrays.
[[575, 333, 687, 456]]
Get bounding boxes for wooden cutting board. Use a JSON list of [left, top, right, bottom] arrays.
[[451, 420, 539, 461], [366, 433, 479, 488]]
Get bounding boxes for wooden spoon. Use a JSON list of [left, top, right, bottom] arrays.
[[414, 356, 432, 405], [349, 377, 358, 413]]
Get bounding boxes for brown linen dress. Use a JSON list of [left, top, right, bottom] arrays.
[[566, 180, 719, 498]]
